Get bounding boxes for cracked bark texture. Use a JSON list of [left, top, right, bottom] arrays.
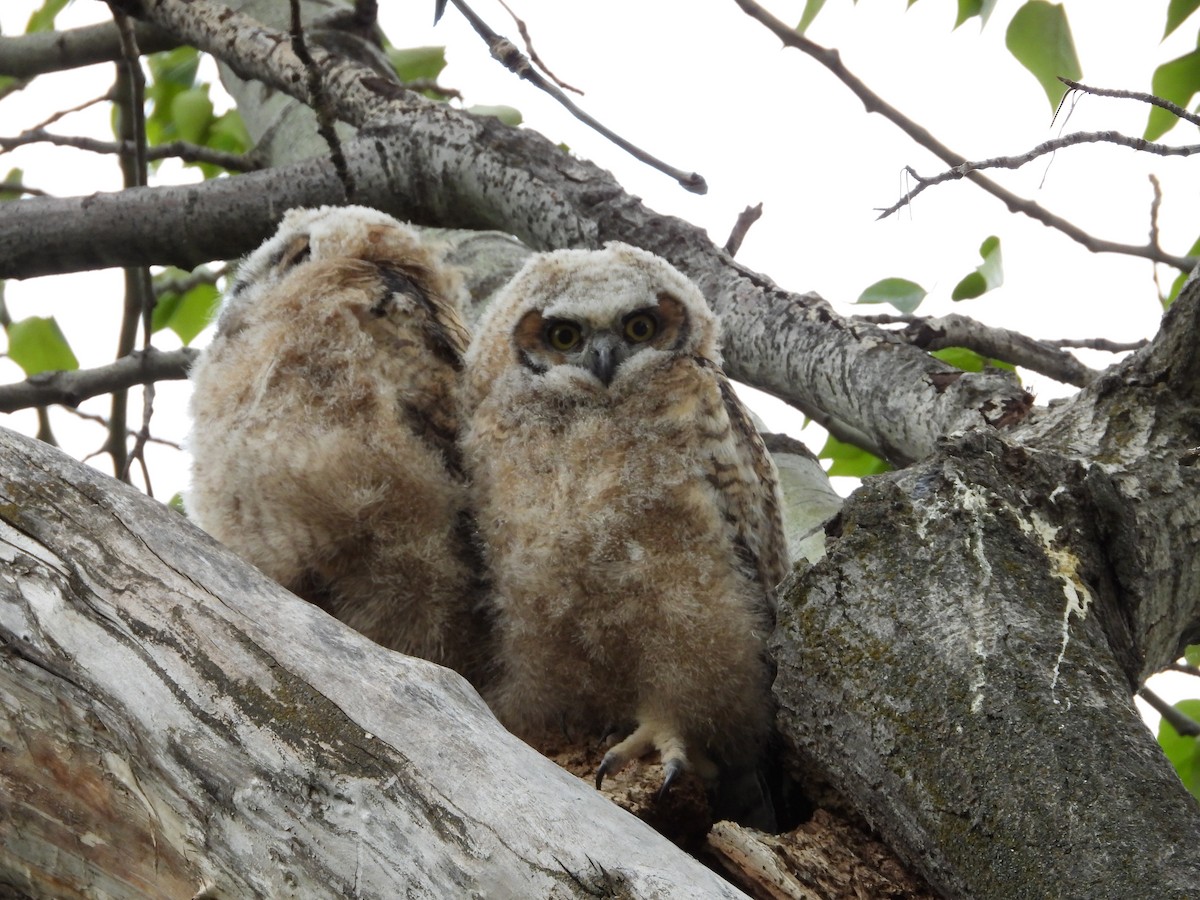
[[773, 275, 1200, 898], [0, 428, 745, 899]]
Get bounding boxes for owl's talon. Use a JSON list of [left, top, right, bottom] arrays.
[[595, 751, 619, 789], [657, 757, 685, 800]]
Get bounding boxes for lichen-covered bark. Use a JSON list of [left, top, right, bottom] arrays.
[[0, 428, 746, 900], [773, 280, 1200, 898], [1017, 277, 1200, 678]]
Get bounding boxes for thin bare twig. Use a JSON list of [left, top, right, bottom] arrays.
[[447, 0, 706, 194], [496, 0, 583, 95], [731, 0, 1197, 273], [0, 348, 198, 414], [1167, 661, 1200, 678], [1044, 336, 1148, 353], [878, 133, 1200, 224], [62, 406, 184, 451], [291, 0, 355, 202], [724, 203, 763, 256], [29, 89, 116, 132], [1060, 77, 1200, 130], [107, 9, 151, 482], [1138, 686, 1200, 737], [0, 180, 48, 198], [0, 128, 260, 172]]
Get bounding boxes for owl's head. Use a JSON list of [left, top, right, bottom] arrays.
[[215, 205, 467, 349], [464, 243, 720, 409]]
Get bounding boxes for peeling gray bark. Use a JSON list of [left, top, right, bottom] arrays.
[[0, 427, 746, 900], [773, 279, 1200, 899], [0, 0, 1030, 466]]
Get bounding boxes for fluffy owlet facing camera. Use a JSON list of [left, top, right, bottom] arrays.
[[188, 205, 484, 682], [460, 242, 787, 819]]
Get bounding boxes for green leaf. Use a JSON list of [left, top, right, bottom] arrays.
[[1186, 644, 1200, 667], [168, 492, 188, 515], [818, 434, 891, 479], [952, 235, 1004, 300], [1164, 0, 1200, 39], [856, 277, 928, 314], [152, 272, 220, 345], [955, 0, 983, 28], [171, 87, 214, 145], [797, 0, 827, 34], [932, 346, 1016, 374], [206, 110, 250, 154], [466, 104, 523, 126], [1158, 699, 1200, 800], [0, 168, 24, 202], [147, 46, 200, 91], [25, 0, 70, 34], [6, 316, 79, 376], [388, 46, 447, 83], [1145, 48, 1200, 141], [959, 0, 1000, 27], [1005, 1, 1082, 112]]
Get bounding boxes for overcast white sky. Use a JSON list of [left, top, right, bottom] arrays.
[[1, 0, 1196, 727]]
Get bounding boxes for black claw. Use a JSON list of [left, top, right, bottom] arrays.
[[657, 758, 685, 801], [595, 753, 616, 790]]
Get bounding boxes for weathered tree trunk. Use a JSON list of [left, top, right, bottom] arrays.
[[774, 276, 1200, 898], [0, 428, 747, 898]]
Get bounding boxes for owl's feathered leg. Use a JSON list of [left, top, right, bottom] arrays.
[[594, 717, 717, 796]]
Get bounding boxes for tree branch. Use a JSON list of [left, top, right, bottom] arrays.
[[1061, 77, 1200, 130], [0, 19, 176, 78], [1138, 686, 1200, 737], [289, 0, 354, 201], [445, 0, 706, 194], [723, 203, 763, 257], [859, 312, 1101, 387], [730, 0, 1197, 272], [0, 128, 260, 172], [0, 0, 1034, 467], [878, 134, 1200, 266], [0, 348, 197, 414]]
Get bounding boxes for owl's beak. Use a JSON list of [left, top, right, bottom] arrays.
[[584, 333, 622, 387]]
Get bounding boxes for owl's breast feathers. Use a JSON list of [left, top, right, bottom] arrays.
[[479, 351, 785, 609]]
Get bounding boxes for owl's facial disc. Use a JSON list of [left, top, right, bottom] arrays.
[[513, 298, 683, 387]]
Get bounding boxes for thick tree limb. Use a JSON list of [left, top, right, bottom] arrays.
[[0, 426, 746, 899]]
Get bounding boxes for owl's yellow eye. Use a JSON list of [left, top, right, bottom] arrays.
[[546, 321, 582, 352], [623, 312, 657, 343]]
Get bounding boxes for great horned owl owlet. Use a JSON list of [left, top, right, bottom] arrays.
[[460, 242, 787, 818], [188, 205, 483, 682]]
